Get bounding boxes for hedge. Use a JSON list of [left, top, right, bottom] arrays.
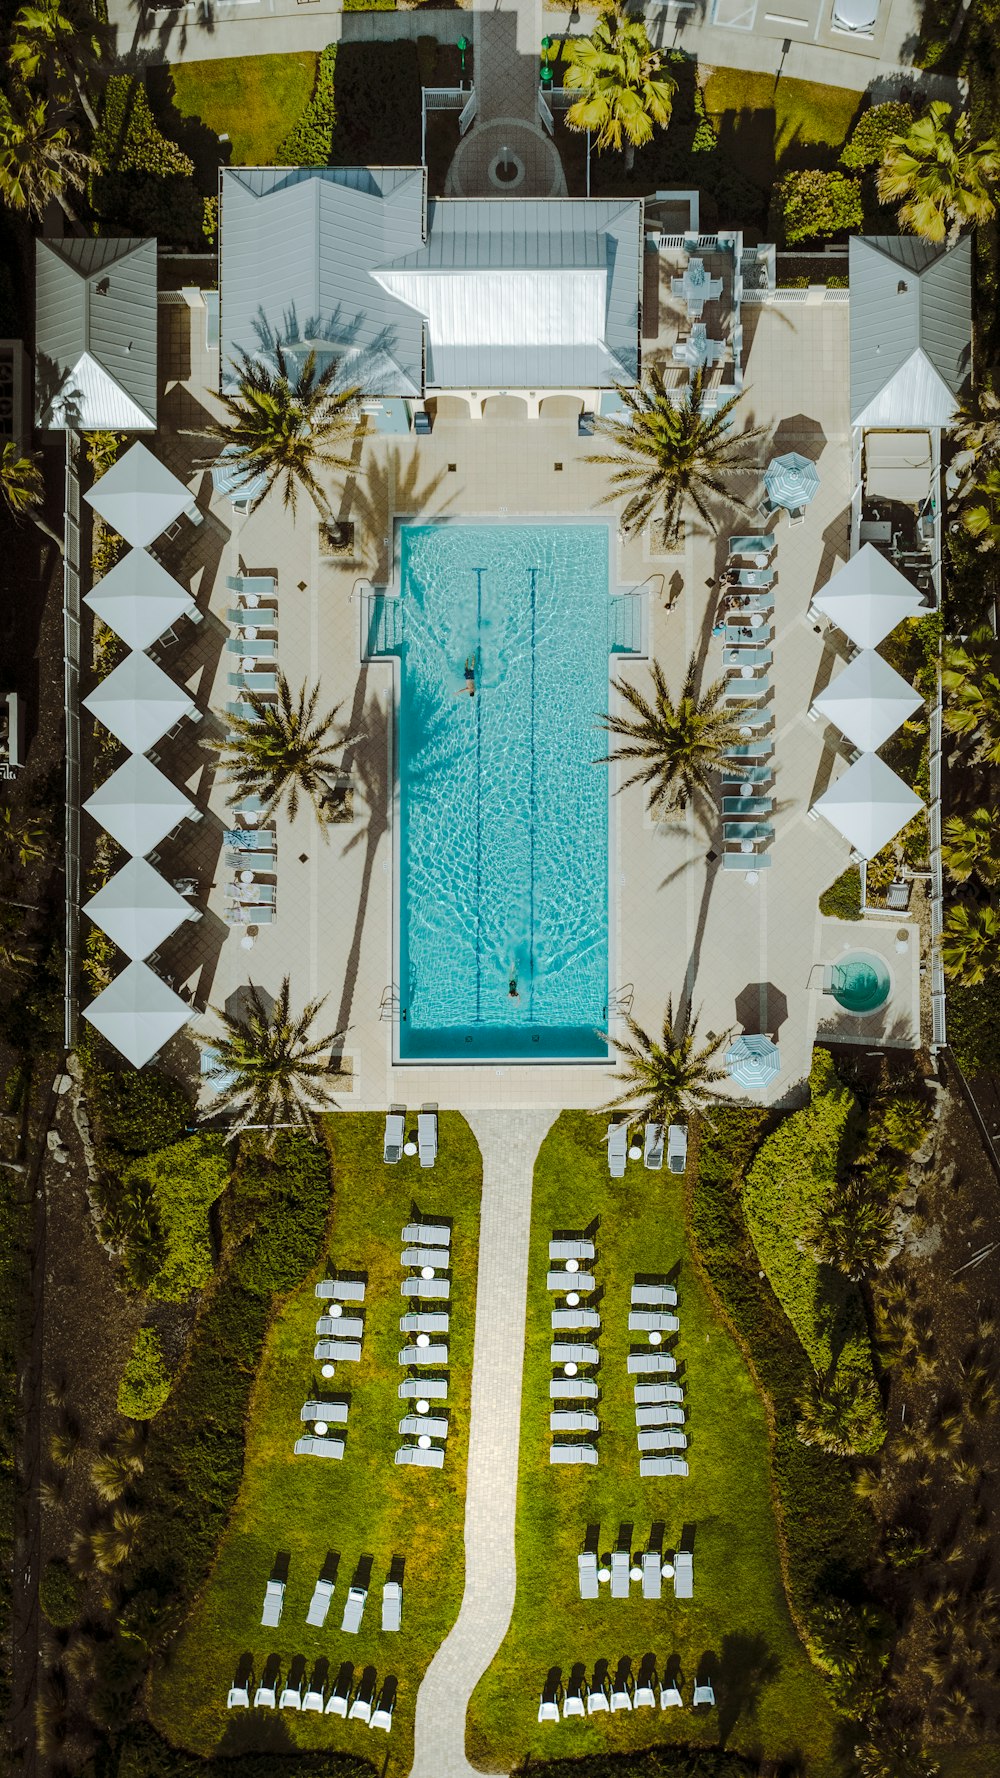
[[819, 866, 862, 920], [92, 1069, 192, 1155], [775, 168, 863, 244], [115, 1724, 374, 1778], [116, 1135, 229, 1301], [118, 1328, 172, 1420], [839, 100, 914, 169], [91, 75, 204, 246], [946, 980, 1000, 1076], [277, 43, 337, 165], [514, 1749, 761, 1777], [39, 1556, 84, 1629]]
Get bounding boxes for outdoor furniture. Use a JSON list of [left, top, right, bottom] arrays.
[[764, 451, 819, 512], [384, 1111, 405, 1164], [398, 1343, 448, 1365], [667, 1126, 687, 1174], [723, 822, 772, 845], [660, 1682, 684, 1708], [226, 634, 277, 657], [694, 1680, 716, 1708], [224, 852, 275, 876], [316, 1278, 365, 1302], [642, 1550, 662, 1599], [538, 1688, 561, 1724], [253, 1682, 277, 1709], [301, 1400, 348, 1423], [403, 1247, 449, 1269], [279, 1683, 302, 1710], [607, 1123, 627, 1177], [303, 1684, 325, 1712], [671, 256, 724, 317], [294, 1435, 346, 1459], [401, 1276, 450, 1298], [228, 670, 278, 694], [629, 1310, 679, 1333], [636, 1405, 685, 1428], [640, 1456, 690, 1476], [723, 853, 773, 872], [587, 1681, 610, 1713], [349, 1673, 375, 1724], [400, 1311, 449, 1334], [261, 1579, 285, 1627], [723, 644, 772, 670], [400, 1413, 448, 1437], [382, 1580, 402, 1631], [306, 1577, 335, 1627], [549, 1238, 594, 1261], [722, 797, 772, 818], [223, 826, 275, 852], [314, 1339, 362, 1362], [399, 1376, 448, 1399], [674, 1550, 694, 1598], [551, 1409, 599, 1433], [341, 1585, 367, 1634], [631, 1284, 677, 1307], [396, 1443, 445, 1467], [403, 1221, 451, 1245], [551, 1342, 599, 1365], [722, 765, 772, 788], [317, 1315, 364, 1338], [672, 322, 726, 369], [227, 882, 276, 906], [628, 1352, 677, 1374], [736, 567, 774, 588], [549, 1376, 598, 1399], [325, 1673, 351, 1716], [371, 1691, 395, 1732], [227, 1687, 250, 1709], [635, 1382, 684, 1404], [226, 607, 279, 630], [644, 1122, 664, 1170], [611, 1550, 630, 1598], [551, 1308, 600, 1331], [731, 709, 773, 732], [550, 1443, 598, 1464], [723, 678, 769, 705], [727, 1034, 781, 1091], [638, 1429, 688, 1452], [610, 1681, 633, 1712], [724, 740, 772, 761], [728, 534, 774, 558], [564, 1675, 587, 1715], [547, 1269, 596, 1292], [418, 1110, 438, 1167], [635, 1681, 656, 1709], [227, 574, 276, 599]]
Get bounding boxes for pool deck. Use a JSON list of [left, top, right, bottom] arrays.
[[148, 296, 922, 1110]]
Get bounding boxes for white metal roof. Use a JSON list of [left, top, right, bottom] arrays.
[[811, 648, 923, 751], [82, 652, 195, 753], [813, 751, 923, 859], [849, 236, 971, 429], [373, 267, 607, 349], [84, 549, 196, 651], [82, 960, 191, 1067], [35, 236, 157, 431], [83, 857, 194, 960], [812, 545, 926, 648], [84, 442, 193, 548], [83, 754, 195, 856]]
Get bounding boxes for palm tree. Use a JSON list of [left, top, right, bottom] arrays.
[[952, 386, 1000, 464], [599, 653, 749, 821], [0, 443, 63, 550], [941, 626, 1000, 766], [960, 463, 1000, 551], [807, 1181, 895, 1280], [855, 1720, 942, 1778], [941, 808, 1000, 885], [202, 977, 343, 1142], [590, 370, 765, 547], [603, 997, 729, 1130], [10, 0, 104, 130], [207, 674, 357, 827], [878, 101, 1000, 244], [940, 902, 1000, 984], [796, 1372, 884, 1456], [0, 90, 93, 223], [201, 346, 360, 518], [562, 5, 676, 171]]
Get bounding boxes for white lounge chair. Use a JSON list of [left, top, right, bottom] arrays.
[[261, 1579, 284, 1627], [279, 1683, 302, 1709], [578, 1551, 599, 1600], [396, 1443, 445, 1467], [550, 1342, 599, 1366], [382, 1579, 402, 1631], [384, 1110, 405, 1164], [538, 1695, 560, 1723], [638, 1429, 688, 1452], [550, 1443, 598, 1465], [640, 1455, 689, 1476], [644, 1122, 664, 1169], [398, 1343, 448, 1366], [607, 1123, 627, 1177], [563, 1681, 587, 1717], [306, 1577, 335, 1627], [549, 1238, 594, 1261], [611, 1550, 630, 1598], [349, 1678, 374, 1723], [402, 1221, 450, 1245], [302, 1685, 325, 1712], [315, 1278, 365, 1301], [629, 1310, 679, 1333], [674, 1550, 694, 1598], [642, 1550, 662, 1599], [227, 1687, 250, 1709], [401, 1276, 450, 1298], [551, 1308, 601, 1331], [628, 1352, 677, 1374], [400, 1311, 449, 1334], [549, 1376, 599, 1399], [660, 1682, 683, 1708], [611, 1683, 632, 1712], [694, 1680, 716, 1707], [402, 1247, 447, 1269], [667, 1125, 688, 1173], [547, 1269, 596, 1292], [316, 1315, 364, 1338], [587, 1683, 609, 1713], [635, 1682, 656, 1709], [551, 1409, 599, 1433], [341, 1585, 367, 1634], [300, 1400, 348, 1424], [325, 1674, 351, 1717], [314, 1340, 362, 1362], [636, 1405, 685, 1428], [370, 1692, 395, 1732], [253, 1682, 277, 1709], [399, 1414, 448, 1438], [418, 1110, 438, 1167], [399, 1376, 447, 1400], [634, 1381, 684, 1404], [631, 1284, 678, 1307]]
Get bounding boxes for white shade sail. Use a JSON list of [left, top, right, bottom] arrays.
[[84, 858, 193, 960], [814, 751, 923, 860], [83, 652, 195, 753], [84, 549, 196, 651], [83, 442, 194, 548], [812, 545, 925, 649], [811, 649, 923, 752], [83, 960, 190, 1067], [83, 754, 195, 856]]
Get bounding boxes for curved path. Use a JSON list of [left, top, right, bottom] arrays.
[[409, 1108, 556, 1778]]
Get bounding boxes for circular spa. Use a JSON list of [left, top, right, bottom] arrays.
[[828, 951, 891, 1015]]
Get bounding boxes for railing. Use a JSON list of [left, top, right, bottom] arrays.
[[362, 592, 403, 660], [741, 286, 849, 304], [609, 592, 646, 657], [537, 85, 554, 135], [63, 431, 82, 1050], [421, 85, 476, 160], [459, 88, 477, 135]]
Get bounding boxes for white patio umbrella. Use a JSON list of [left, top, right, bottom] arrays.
[[83, 442, 195, 548], [812, 545, 925, 649], [83, 754, 195, 856], [811, 649, 923, 751], [83, 857, 195, 961], [84, 549, 197, 651], [813, 752, 923, 860], [83, 652, 195, 753], [725, 1034, 780, 1089], [83, 960, 190, 1067]]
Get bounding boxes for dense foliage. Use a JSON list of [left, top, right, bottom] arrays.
[[101, 1135, 229, 1301], [39, 1555, 85, 1628], [117, 1327, 172, 1420], [839, 101, 914, 169], [92, 1068, 191, 1154], [775, 167, 863, 243], [91, 75, 203, 245], [329, 41, 420, 165], [114, 1724, 374, 1778], [819, 865, 862, 920], [276, 43, 337, 164], [514, 1749, 761, 1777]]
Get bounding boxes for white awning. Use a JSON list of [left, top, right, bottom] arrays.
[[813, 751, 923, 860], [83, 754, 195, 856], [83, 442, 194, 548], [83, 857, 194, 960], [811, 649, 923, 751], [863, 430, 933, 505], [812, 545, 925, 649], [83, 960, 190, 1067], [84, 549, 196, 651], [82, 652, 195, 752]]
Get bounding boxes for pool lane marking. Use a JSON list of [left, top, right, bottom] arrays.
[[475, 567, 484, 1030], [529, 566, 537, 1022]]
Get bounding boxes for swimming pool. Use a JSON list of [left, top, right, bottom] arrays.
[[828, 951, 892, 1015], [389, 522, 616, 1062]]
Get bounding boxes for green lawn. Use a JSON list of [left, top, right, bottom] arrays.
[[167, 54, 318, 164], [467, 1112, 839, 1774], [149, 1112, 482, 1775], [702, 68, 861, 160]]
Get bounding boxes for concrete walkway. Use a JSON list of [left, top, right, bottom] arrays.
[[409, 1109, 556, 1778]]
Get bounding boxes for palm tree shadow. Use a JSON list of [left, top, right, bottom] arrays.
[[333, 686, 391, 1035], [338, 445, 454, 581], [717, 1630, 781, 1745]]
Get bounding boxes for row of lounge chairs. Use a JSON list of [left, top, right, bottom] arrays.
[[223, 583, 280, 924], [262, 1573, 401, 1633], [384, 1108, 437, 1166], [397, 1217, 452, 1465], [538, 1670, 714, 1718], [229, 1670, 395, 1729], [632, 1273, 687, 1475], [548, 1231, 602, 1463], [606, 1122, 687, 1177], [719, 535, 777, 878], [577, 1546, 692, 1600]]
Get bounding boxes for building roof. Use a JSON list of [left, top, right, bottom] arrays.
[[82, 651, 195, 753], [84, 548, 196, 651], [83, 753, 196, 856], [849, 235, 971, 429], [219, 169, 642, 394], [83, 960, 190, 1067], [83, 442, 193, 548], [811, 647, 923, 751], [35, 237, 157, 430], [812, 544, 926, 648], [814, 750, 923, 860], [83, 857, 194, 961]]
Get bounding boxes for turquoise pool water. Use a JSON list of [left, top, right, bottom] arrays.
[[392, 523, 612, 1061], [829, 951, 891, 1015]]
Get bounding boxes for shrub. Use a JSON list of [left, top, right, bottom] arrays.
[[92, 521, 126, 582], [776, 168, 863, 244], [277, 43, 337, 165], [39, 1557, 83, 1629], [91, 76, 203, 246], [820, 866, 862, 920], [118, 1135, 229, 1300], [117, 1328, 172, 1420], [92, 1068, 192, 1154], [202, 194, 218, 245], [946, 980, 1000, 1076], [839, 101, 914, 169], [115, 1723, 374, 1778], [223, 1133, 331, 1296], [93, 76, 194, 178], [513, 1749, 761, 1777]]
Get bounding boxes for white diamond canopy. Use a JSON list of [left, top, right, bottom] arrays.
[[84, 549, 196, 651], [814, 751, 923, 859], [84, 857, 192, 960], [812, 545, 925, 648], [83, 442, 193, 548], [83, 652, 194, 752], [83, 754, 195, 856], [83, 960, 190, 1067], [811, 649, 923, 751]]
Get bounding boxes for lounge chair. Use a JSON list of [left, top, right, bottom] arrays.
[[341, 1585, 367, 1634], [637, 1429, 688, 1452], [694, 1680, 716, 1708], [398, 1343, 448, 1365], [631, 1283, 678, 1307], [547, 1269, 596, 1292], [610, 1682, 632, 1712], [316, 1315, 364, 1338], [417, 1110, 438, 1167], [564, 1675, 587, 1715], [399, 1414, 448, 1438], [301, 1400, 348, 1424], [349, 1673, 375, 1723], [382, 1580, 402, 1631], [548, 1238, 595, 1261], [549, 1443, 598, 1465], [628, 1352, 677, 1374], [611, 1550, 630, 1598], [660, 1682, 684, 1708], [578, 1551, 599, 1600], [642, 1550, 662, 1599], [313, 1340, 362, 1362], [634, 1382, 684, 1404], [399, 1376, 448, 1400], [253, 1682, 277, 1708], [587, 1681, 609, 1713], [227, 1687, 250, 1709], [629, 1310, 679, 1333], [325, 1673, 351, 1716], [667, 1126, 688, 1173], [294, 1434, 345, 1459], [401, 1276, 450, 1299], [674, 1550, 694, 1598], [549, 1376, 599, 1399], [723, 852, 773, 873], [538, 1692, 561, 1723], [640, 1456, 689, 1476], [384, 1111, 405, 1164], [644, 1122, 664, 1169], [550, 1409, 599, 1434], [400, 1311, 449, 1335], [636, 1405, 685, 1428], [316, 1278, 365, 1301], [302, 1685, 325, 1712], [227, 574, 276, 599], [402, 1247, 447, 1269], [371, 1690, 395, 1731], [551, 1342, 599, 1366], [396, 1443, 445, 1467], [551, 1308, 601, 1331], [607, 1122, 627, 1177], [279, 1683, 302, 1710], [306, 1577, 335, 1627], [261, 1578, 285, 1626], [634, 1682, 656, 1709], [402, 1221, 450, 1245]]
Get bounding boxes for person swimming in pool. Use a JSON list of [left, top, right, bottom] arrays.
[[454, 655, 476, 697]]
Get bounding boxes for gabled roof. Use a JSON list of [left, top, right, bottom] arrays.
[[84, 857, 193, 961], [83, 442, 193, 548], [812, 544, 926, 648], [82, 651, 195, 753], [83, 754, 196, 856], [35, 237, 157, 430], [849, 235, 971, 429], [814, 750, 923, 860], [84, 549, 196, 651], [83, 960, 190, 1067]]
